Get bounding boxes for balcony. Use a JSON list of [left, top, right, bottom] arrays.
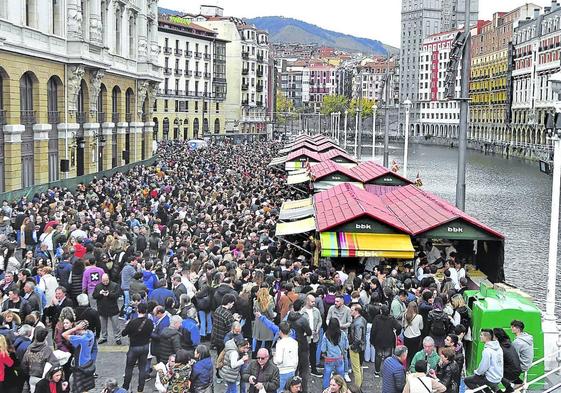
[[204, 53, 211, 60], [195, 71, 202, 77], [76, 111, 87, 124], [48, 111, 60, 124], [241, 83, 249, 91], [257, 69, 263, 77], [164, 67, 172, 76], [125, 113, 132, 122], [97, 112, 106, 124], [175, 90, 185, 97], [194, 52, 202, 59], [112, 112, 120, 123], [204, 72, 211, 79], [174, 68, 183, 77], [256, 84, 263, 92], [186, 50, 193, 57], [163, 47, 172, 55], [242, 68, 249, 75], [174, 48, 183, 56], [185, 70, 193, 77], [242, 51, 249, 60], [0, 109, 5, 125], [256, 101, 263, 107]]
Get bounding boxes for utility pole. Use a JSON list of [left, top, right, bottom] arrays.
[[455, 0, 471, 211], [383, 53, 391, 167]]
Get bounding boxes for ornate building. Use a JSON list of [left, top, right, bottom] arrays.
[[0, 0, 160, 192]]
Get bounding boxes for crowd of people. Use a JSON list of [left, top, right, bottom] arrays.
[[0, 139, 536, 393]]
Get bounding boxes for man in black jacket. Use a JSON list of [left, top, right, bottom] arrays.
[[122, 302, 154, 393], [349, 304, 367, 388], [242, 348, 280, 393], [93, 273, 122, 345], [288, 299, 312, 393], [154, 314, 182, 363]]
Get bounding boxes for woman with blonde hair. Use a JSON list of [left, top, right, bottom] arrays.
[[252, 285, 276, 354], [323, 375, 348, 393], [0, 335, 14, 390], [1, 311, 21, 332]]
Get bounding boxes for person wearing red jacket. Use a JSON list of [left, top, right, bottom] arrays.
[[0, 335, 14, 390]]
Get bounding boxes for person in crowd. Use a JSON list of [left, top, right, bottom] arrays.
[[34, 366, 70, 393], [156, 349, 194, 392], [0, 334, 13, 391], [22, 326, 59, 392], [62, 320, 96, 393], [408, 336, 440, 373], [444, 333, 465, 376], [434, 347, 460, 393], [220, 336, 251, 393], [348, 303, 366, 387], [302, 293, 322, 377], [190, 344, 213, 393], [211, 294, 238, 358], [402, 301, 423, 367], [464, 329, 504, 391], [381, 345, 408, 393], [273, 321, 299, 393], [493, 328, 521, 393], [404, 359, 446, 393], [511, 320, 534, 384], [321, 317, 349, 389], [121, 302, 153, 393], [371, 304, 402, 376], [93, 274, 122, 345], [323, 374, 348, 393], [427, 296, 451, 349], [242, 347, 280, 393], [282, 376, 303, 393]]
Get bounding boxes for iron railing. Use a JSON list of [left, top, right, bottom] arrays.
[[163, 47, 172, 55], [125, 113, 132, 122], [97, 112, 106, 123], [76, 111, 87, 124], [112, 112, 120, 123], [47, 111, 60, 124], [20, 110, 36, 125]]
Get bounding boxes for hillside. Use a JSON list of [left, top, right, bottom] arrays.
[[246, 16, 397, 55]]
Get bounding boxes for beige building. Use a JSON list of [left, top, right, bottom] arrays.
[[153, 12, 227, 141], [0, 0, 160, 192], [194, 6, 271, 135]]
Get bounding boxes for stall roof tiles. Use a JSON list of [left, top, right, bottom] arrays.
[[286, 148, 322, 162], [351, 161, 412, 183], [310, 161, 363, 181], [319, 149, 359, 163], [314, 183, 411, 233], [379, 185, 504, 239]]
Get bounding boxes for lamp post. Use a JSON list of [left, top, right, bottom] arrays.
[[354, 110, 359, 158], [544, 71, 561, 370], [372, 104, 378, 159], [344, 110, 348, 150], [403, 99, 412, 178]]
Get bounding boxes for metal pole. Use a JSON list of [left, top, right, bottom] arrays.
[[404, 103, 411, 178], [318, 111, 321, 135], [546, 134, 561, 320], [354, 111, 358, 157], [357, 108, 362, 160], [344, 111, 348, 150], [372, 108, 377, 159], [383, 55, 391, 167], [456, 0, 471, 210]]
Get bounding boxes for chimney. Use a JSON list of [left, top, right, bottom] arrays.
[[534, 8, 541, 18], [552, 1, 560, 11]]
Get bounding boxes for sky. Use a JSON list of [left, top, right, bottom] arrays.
[[158, 0, 553, 48]]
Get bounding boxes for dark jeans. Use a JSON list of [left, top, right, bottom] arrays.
[[374, 347, 393, 373], [464, 374, 498, 392], [297, 350, 311, 393], [404, 335, 422, 367], [123, 344, 149, 392], [309, 341, 319, 372]]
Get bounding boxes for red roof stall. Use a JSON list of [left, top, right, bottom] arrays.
[[352, 161, 413, 186]]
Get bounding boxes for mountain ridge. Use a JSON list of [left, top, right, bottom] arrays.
[[245, 16, 397, 56]]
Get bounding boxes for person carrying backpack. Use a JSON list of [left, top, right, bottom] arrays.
[[427, 297, 451, 349]]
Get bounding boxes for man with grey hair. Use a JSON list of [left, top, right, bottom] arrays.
[[75, 293, 101, 359], [408, 336, 439, 372], [13, 324, 33, 362], [153, 314, 182, 363], [382, 345, 408, 393], [22, 281, 41, 312]]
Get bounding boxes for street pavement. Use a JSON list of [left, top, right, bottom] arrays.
[[93, 335, 383, 393]]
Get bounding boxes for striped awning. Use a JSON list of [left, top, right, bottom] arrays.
[[287, 173, 311, 185], [275, 217, 317, 236], [320, 232, 415, 259], [281, 197, 313, 210]]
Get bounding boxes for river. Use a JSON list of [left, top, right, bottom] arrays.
[[366, 142, 558, 311]]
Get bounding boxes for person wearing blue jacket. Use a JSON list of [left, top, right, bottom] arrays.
[[381, 345, 408, 393], [190, 344, 213, 393], [148, 278, 176, 307], [180, 308, 201, 351], [141, 261, 158, 296], [320, 318, 349, 389]]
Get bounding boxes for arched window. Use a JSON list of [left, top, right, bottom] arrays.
[[214, 118, 220, 134], [77, 80, 87, 124], [47, 77, 59, 123], [125, 88, 133, 121], [193, 118, 199, 139], [115, 7, 122, 54], [20, 72, 34, 123]]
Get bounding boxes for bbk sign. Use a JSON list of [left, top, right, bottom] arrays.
[[383, 177, 394, 182], [356, 223, 372, 230], [447, 226, 464, 233]]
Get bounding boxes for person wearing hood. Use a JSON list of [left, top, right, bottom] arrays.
[[370, 304, 402, 376], [190, 344, 213, 393], [220, 336, 251, 393], [154, 315, 182, 364], [511, 319, 534, 383], [494, 328, 522, 393], [464, 329, 503, 391], [21, 326, 59, 391]]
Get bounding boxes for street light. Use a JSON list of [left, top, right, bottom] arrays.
[[344, 110, 348, 150], [543, 70, 561, 369], [403, 99, 412, 178], [372, 103, 378, 159]]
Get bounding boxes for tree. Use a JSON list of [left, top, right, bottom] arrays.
[[320, 95, 349, 115], [348, 98, 376, 117], [276, 91, 294, 113]]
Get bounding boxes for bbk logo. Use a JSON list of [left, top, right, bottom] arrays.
[[356, 223, 372, 230], [447, 227, 463, 233], [383, 177, 394, 182]]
